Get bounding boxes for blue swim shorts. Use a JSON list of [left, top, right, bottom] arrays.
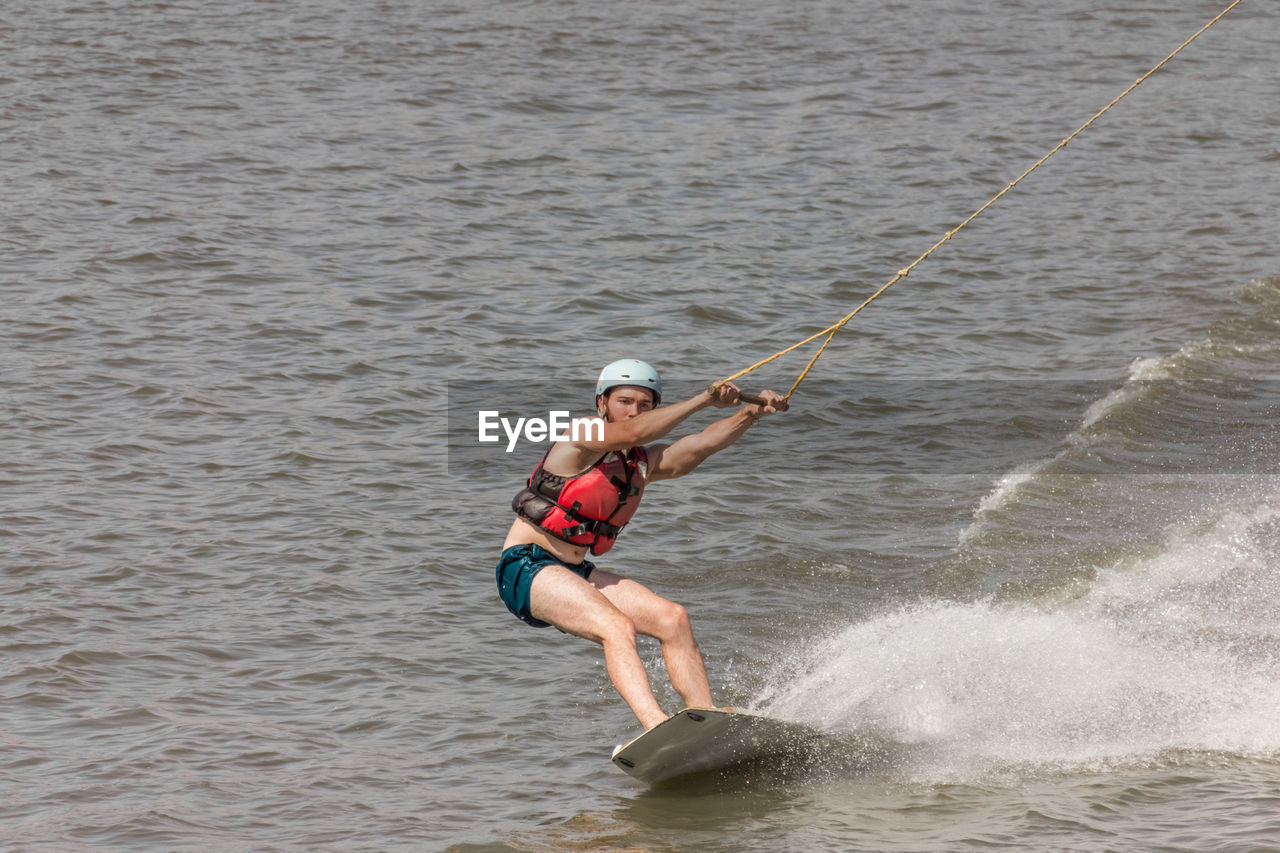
[[496, 543, 596, 628]]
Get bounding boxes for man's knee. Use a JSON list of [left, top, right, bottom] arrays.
[[656, 601, 693, 640], [601, 610, 638, 646]]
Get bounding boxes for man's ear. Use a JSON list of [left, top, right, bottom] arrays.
[[595, 393, 607, 419]]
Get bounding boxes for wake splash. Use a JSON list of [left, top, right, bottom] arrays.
[[760, 278, 1280, 781], [760, 497, 1280, 780]]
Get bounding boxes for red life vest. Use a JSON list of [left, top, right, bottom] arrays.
[[511, 447, 648, 556]]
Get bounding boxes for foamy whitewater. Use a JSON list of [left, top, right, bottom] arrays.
[[762, 491, 1280, 780], [763, 281, 1280, 788]]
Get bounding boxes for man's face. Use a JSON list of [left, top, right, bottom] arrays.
[[598, 386, 656, 422]]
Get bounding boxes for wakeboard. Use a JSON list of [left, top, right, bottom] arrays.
[[610, 707, 823, 784]]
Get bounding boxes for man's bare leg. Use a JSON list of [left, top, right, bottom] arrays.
[[659, 626, 713, 709], [528, 564, 668, 730], [590, 570, 714, 709]]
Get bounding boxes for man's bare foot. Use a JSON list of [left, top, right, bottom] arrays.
[[640, 711, 669, 731]]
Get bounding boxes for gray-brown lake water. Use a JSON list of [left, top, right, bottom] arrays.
[[4, 1, 1279, 850]]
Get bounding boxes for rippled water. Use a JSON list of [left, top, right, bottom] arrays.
[[3, 1, 1278, 850]]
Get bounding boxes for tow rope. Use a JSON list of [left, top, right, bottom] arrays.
[[713, 0, 1244, 405]]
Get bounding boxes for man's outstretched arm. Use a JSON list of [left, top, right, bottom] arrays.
[[646, 390, 788, 482]]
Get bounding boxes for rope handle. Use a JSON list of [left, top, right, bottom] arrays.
[[705, 384, 767, 406]]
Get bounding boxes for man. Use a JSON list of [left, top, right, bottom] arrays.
[[497, 358, 788, 730]]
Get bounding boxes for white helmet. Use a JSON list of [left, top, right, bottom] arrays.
[[595, 358, 661, 404]]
